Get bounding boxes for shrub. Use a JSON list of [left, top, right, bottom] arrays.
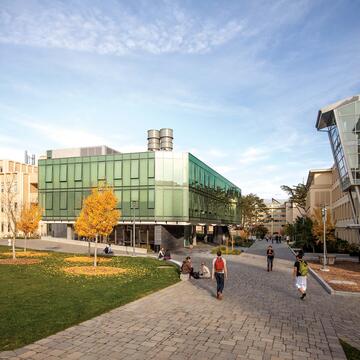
[[210, 246, 241, 255]]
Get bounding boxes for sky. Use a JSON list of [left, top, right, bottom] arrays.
[[0, 0, 360, 199]]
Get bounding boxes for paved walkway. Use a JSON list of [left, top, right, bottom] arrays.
[[1, 240, 359, 359]]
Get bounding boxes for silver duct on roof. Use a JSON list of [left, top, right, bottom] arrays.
[[147, 128, 173, 151]]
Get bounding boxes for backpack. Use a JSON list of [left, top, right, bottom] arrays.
[[299, 260, 308, 276], [192, 271, 200, 279], [215, 257, 224, 272]]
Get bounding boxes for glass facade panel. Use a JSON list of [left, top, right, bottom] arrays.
[[60, 164, 67, 182], [38, 151, 241, 225], [45, 166, 52, 182], [131, 160, 139, 179], [98, 162, 106, 180], [114, 161, 122, 179], [75, 163, 82, 181]]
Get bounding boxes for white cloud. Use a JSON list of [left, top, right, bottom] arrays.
[[0, 3, 244, 55], [238, 147, 269, 165]]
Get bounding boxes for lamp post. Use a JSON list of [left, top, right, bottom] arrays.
[[321, 206, 329, 272], [131, 201, 139, 256]]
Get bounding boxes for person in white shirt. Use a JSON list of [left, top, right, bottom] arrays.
[[200, 262, 211, 279], [211, 250, 228, 300]]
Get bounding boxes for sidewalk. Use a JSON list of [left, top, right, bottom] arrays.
[[2, 239, 359, 359]]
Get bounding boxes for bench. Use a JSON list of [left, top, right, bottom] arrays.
[[318, 255, 336, 265]]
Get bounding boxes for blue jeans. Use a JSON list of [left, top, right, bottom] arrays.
[[267, 256, 274, 271], [215, 272, 225, 294]]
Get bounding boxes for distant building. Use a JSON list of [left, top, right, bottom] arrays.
[[257, 199, 287, 235], [0, 160, 38, 237]]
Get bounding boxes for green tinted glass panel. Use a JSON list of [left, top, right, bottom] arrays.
[[148, 189, 155, 209], [114, 161, 122, 179], [83, 163, 90, 187], [60, 164, 67, 182], [131, 190, 139, 202], [60, 192, 67, 210], [45, 193, 53, 209], [75, 164, 82, 181], [123, 161, 130, 186], [131, 160, 139, 179], [45, 166, 52, 182], [75, 192, 82, 209], [115, 190, 122, 209], [98, 162, 105, 180], [148, 159, 155, 178]]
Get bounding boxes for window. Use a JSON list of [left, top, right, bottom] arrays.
[[75, 192, 82, 210], [131, 160, 139, 179], [1, 223, 3, 232], [148, 159, 155, 178], [45, 193, 53, 210], [115, 190, 122, 209], [60, 164, 67, 182], [114, 161, 122, 179], [75, 163, 82, 181], [45, 166, 53, 182], [98, 162, 106, 180], [148, 189, 155, 209], [60, 192, 67, 210]]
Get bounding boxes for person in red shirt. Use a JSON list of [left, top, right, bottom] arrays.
[[211, 250, 228, 300]]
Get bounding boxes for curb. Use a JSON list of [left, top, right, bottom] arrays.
[[287, 245, 360, 297]]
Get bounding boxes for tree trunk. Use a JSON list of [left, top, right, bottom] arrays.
[[88, 239, 91, 257], [94, 234, 98, 267], [24, 234, 27, 252], [12, 235, 16, 260]]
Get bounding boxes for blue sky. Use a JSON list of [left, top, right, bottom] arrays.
[[0, 0, 360, 198]]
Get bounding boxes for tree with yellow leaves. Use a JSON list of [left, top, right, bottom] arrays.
[[311, 207, 336, 247], [74, 205, 96, 257], [75, 185, 120, 267], [17, 203, 42, 253]]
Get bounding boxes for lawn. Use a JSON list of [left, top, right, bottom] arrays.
[[0, 246, 179, 351], [340, 339, 360, 360]]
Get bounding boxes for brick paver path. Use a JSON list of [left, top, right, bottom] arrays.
[[1, 240, 359, 359]]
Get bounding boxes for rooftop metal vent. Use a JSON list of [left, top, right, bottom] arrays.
[[147, 128, 173, 151]]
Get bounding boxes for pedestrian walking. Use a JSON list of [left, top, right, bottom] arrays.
[[212, 250, 228, 300], [293, 252, 309, 300], [267, 245, 274, 271]]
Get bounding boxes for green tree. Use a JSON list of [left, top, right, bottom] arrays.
[[293, 216, 316, 252], [240, 194, 268, 231], [280, 183, 307, 215], [253, 224, 268, 239]]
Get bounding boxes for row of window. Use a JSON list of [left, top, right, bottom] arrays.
[[42, 159, 155, 184], [42, 189, 155, 211]]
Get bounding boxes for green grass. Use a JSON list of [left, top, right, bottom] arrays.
[[340, 339, 360, 360], [0, 246, 179, 351], [210, 246, 241, 255]]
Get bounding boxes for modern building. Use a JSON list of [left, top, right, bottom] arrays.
[[38, 131, 242, 250], [316, 95, 360, 245], [0, 159, 38, 237]]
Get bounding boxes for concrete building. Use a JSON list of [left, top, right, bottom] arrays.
[[305, 168, 332, 214], [0, 159, 38, 237], [305, 166, 359, 244], [316, 95, 360, 245], [257, 200, 287, 235], [38, 130, 242, 250], [284, 201, 302, 224]]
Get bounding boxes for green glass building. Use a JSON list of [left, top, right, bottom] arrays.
[[39, 146, 241, 249]]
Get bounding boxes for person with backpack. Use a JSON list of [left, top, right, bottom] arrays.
[[266, 245, 274, 272], [293, 252, 308, 300], [212, 250, 228, 300]]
